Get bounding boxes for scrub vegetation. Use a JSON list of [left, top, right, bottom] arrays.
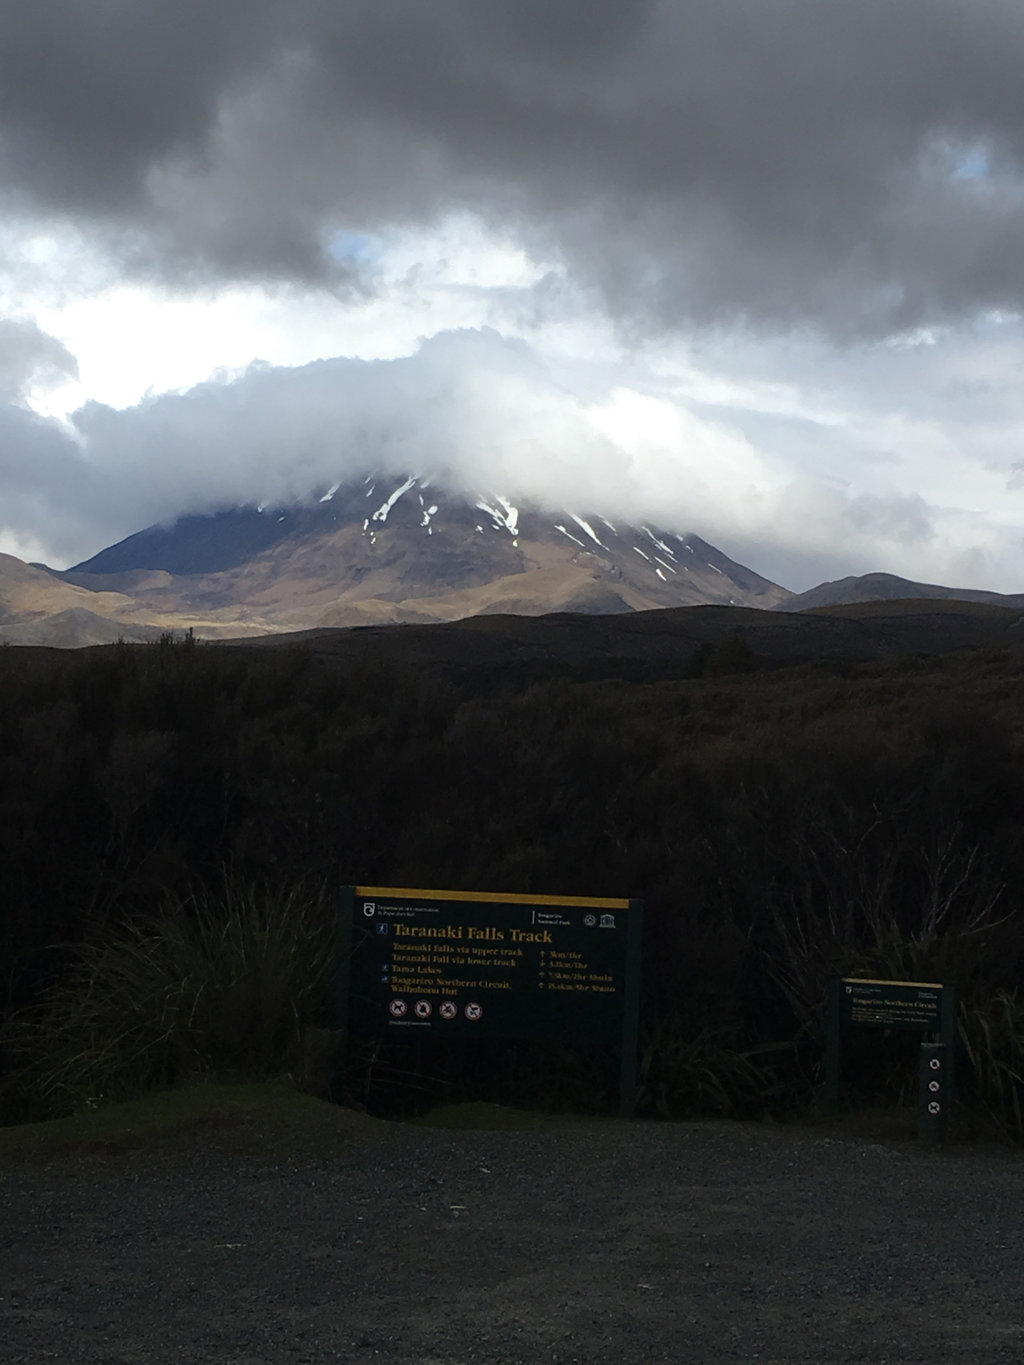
[[2, 629, 1024, 1136]]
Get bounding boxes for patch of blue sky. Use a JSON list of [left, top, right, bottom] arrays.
[[328, 230, 388, 273], [951, 143, 990, 181]]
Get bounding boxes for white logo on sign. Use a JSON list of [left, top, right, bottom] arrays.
[[928, 1080, 940, 1093], [363, 903, 376, 917], [927, 1101, 941, 1115], [599, 913, 616, 928], [929, 1058, 941, 1070], [583, 914, 597, 927]]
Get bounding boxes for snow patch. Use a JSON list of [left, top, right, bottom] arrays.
[[319, 482, 340, 503], [632, 547, 650, 561], [568, 514, 605, 548], [655, 568, 667, 581], [475, 495, 519, 536], [373, 475, 417, 524], [641, 527, 677, 559], [710, 564, 723, 575], [555, 524, 586, 549], [655, 557, 678, 575]]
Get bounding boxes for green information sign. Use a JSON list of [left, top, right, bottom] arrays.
[[340, 885, 643, 1114], [824, 974, 957, 1141], [839, 977, 944, 1032]]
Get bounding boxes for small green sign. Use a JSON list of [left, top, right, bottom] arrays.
[[825, 974, 957, 1140], [840, 977, 943, 1032]]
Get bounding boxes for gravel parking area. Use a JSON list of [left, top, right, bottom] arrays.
[[3, 1116, 1023, 1364]]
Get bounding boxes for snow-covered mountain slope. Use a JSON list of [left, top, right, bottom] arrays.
[[57, 474, 790, 634]]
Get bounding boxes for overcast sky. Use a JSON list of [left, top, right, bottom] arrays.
[[3, 1, 1024, 590]]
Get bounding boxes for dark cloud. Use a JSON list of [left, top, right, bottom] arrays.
[[0, 319, 78, 399], [3, 2, 1024, 330], [0, 401, 93, 558], [0, 2, 282, 205]]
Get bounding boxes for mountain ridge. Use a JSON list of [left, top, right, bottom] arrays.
[[4, 473, 1024, 647], [783, 570, 1024, 612], [38, 474, 790, 642]]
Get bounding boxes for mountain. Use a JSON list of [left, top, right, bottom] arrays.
[[0, 553, 166, 646], [782, 571, 1024, 612], [6, 474, 1024, 649], [37, 474, 790, 640]]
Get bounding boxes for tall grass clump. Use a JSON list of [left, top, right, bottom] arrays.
[[958, 991, 1024, 1139], [639, 1020, 802, 1119], [5, 876, 338, 1119]]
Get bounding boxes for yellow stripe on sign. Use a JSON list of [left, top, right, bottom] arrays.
[[355, 886, 630, 910], [843, 977, 943, 989]]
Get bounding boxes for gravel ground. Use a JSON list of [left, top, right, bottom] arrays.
[[2, 1117, 1023, 1364]]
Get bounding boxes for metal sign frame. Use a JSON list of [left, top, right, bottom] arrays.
[[339, 885, 644, 1116]]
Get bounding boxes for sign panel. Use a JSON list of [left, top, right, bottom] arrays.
[[825, 975, 957, 1139], [346, 885, 639, 1045], [840, 977, 944, 1032]]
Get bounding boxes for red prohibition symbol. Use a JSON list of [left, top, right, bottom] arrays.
[[464, 1002, 483, 1022], [439, 1000, 458, 1020], [389, 999, 407, 1018], [414, 999, 432, 1019]]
